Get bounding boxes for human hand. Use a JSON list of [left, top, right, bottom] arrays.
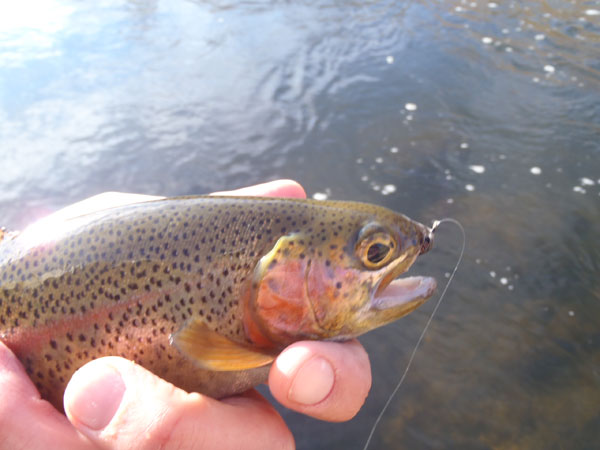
[[0, 180, 372, 449]]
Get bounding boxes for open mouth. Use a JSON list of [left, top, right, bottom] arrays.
[[371, 276, 437, 310]]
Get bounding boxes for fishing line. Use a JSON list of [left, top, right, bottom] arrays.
[[362, 218, 465, 450]]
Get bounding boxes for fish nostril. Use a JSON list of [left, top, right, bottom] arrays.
[[420, 234, 433, 254]]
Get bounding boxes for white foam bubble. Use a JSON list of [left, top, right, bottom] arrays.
[[447, 198, 454, 204], [465, 184, 475, 191], [404, 103, 417, 111], [580, 177, 595, 186], [489, 271, 496, 278], [390, 147, 398, 153], [460, 142, 469, 149], [312, 192, 328, 201], [375, 157, 383, 164], [530, 166, 542, 175], [360, 175, 369, 182], [488, 2, 498, 8], [534, 34, 545, 41], [500, 277, 508, 285], [568, 310, 575, 317], [469, 165, 486, 174], [356, 157, 363, 164], [573, 186, 586, 194], [544, 64, 555, 73], [585, 9, 600, 16], [381, 184, 396, 195], [386, 55, 394, 64], [482, 36, 493, 44]]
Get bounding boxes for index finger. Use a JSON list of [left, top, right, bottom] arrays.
[[212, 179, 306, 198]]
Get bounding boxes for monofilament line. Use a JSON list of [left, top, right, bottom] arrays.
[[362, 218, 465, 450]]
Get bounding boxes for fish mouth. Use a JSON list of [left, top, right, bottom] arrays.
[[371, 276, 437, 311], [369, 249, 437, 313]]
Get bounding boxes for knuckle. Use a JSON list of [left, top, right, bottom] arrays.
[[137, 394, 208, 450], [156, 406, 200, 450]]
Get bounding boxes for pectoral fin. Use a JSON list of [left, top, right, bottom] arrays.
[[172, 320, 275, 371]]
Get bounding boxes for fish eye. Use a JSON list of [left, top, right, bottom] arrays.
[[367, 242, 390, 264], [356, 225, 396, 270]]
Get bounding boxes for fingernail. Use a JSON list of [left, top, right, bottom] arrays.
[[65, 363, 125, 431], [288, 356, 335, 405]]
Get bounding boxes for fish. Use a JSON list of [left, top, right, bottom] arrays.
[[0, 196, 436, 411]]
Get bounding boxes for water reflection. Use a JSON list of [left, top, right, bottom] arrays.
[[0, 1, 73, 68], [1, 0, 599, 448]]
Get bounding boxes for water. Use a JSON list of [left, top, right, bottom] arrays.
[[1, 0, 599, 448]]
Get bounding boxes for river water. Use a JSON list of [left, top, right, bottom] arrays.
[[1, 1, 599, 448]]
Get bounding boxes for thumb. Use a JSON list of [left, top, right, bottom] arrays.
[[64, 356, 293, 450]]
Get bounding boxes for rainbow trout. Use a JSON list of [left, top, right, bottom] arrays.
[[0, 196, 435, 410]]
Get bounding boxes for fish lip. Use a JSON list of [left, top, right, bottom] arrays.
[[371, 276, 437, 310]]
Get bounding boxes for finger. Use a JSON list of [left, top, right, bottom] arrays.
[[0, 341, 93, 449], [44, 179, 305, 226], [48, 192, 165, 221], [211, 179, 306, 199], [64, 356, 294, 450], [268, 340, 371, 422]]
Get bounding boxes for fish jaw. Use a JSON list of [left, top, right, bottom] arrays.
[[370, 244, 436, 312], [317, 270, 437, 341], [345, 246, 437, 336], [370, 276, 437, 315]]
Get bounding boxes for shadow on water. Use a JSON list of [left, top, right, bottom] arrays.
[[1, 0, 599, 448]]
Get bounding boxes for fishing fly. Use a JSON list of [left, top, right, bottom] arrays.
[[363, 218, 465, 450]]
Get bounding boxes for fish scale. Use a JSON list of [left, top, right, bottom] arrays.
[[0, 196, 434, 411]]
